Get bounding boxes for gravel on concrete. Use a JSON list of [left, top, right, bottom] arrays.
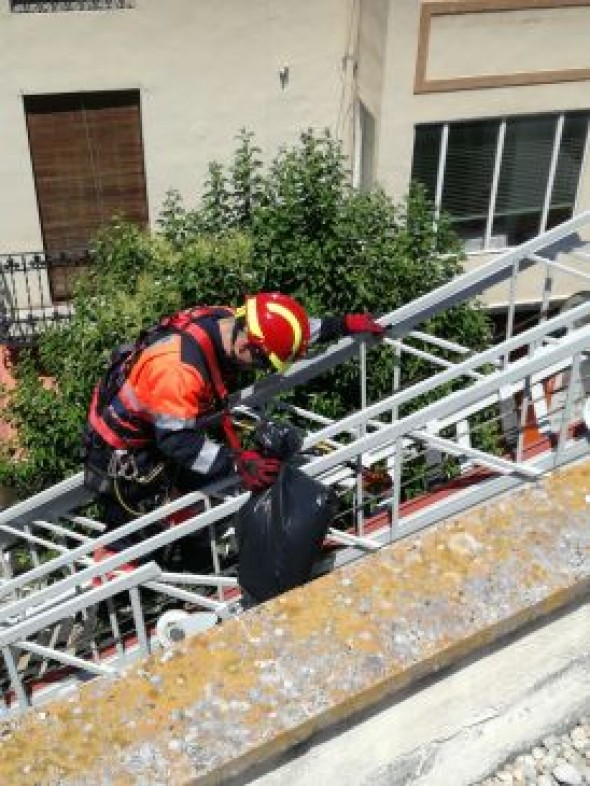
[[478, 716, 590, 785]]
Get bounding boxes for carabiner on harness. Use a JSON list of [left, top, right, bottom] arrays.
[[107, 450, 140, 481]]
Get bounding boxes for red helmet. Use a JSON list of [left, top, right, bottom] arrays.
[[237, 292, 311, 372]]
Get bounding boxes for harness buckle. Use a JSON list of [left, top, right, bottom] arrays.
[[107, 450, 139, 480]]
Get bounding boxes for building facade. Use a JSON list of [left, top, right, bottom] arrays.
[[1, 0, 590, 311]]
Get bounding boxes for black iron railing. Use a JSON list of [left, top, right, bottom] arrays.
[[0, 251, 92, 347], [10, 1, 134, 12]]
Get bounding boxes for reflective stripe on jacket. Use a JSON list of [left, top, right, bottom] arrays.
[[87, 307, 234, 478]]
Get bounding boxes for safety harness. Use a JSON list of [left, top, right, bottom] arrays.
[[85, 306, 243, 512], [162, 307, 242, 452]]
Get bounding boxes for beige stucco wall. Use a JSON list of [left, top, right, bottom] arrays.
[[427, 6, 590, 81], [368, 0, 590, 306], [2, 0, 590, 308], [0, 0, 354, 253], [375, 0, 590, 206], [358, 0, 389, 122]]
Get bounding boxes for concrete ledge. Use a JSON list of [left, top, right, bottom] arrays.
[[1, 461, 590, 785], [247, 596, 590, 786]]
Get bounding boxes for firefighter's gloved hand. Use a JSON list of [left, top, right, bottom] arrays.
[[344, 313, 385, 336], [236, 450, 281, 492]]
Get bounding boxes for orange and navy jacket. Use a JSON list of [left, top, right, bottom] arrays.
[[86, 307, 345, 481], [87, 307, 236, 481]]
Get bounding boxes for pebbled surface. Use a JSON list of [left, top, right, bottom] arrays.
[[1, 461, 590, 785]]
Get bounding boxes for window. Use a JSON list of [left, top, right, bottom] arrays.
[[11, 1, 134, 11], [412, 112, 589, 251]]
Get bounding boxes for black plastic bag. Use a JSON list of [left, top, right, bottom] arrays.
[[251, 418, 303, 461], [235, 464, 337, 603]]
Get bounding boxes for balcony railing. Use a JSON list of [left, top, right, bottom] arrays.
[[0, 251, 92, 346], [10, 1, 135, 12]]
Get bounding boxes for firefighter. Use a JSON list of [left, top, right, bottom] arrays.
[[83, 292, 384, 532]]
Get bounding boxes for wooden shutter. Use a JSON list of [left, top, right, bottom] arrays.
[[25, 90, 149, 298]]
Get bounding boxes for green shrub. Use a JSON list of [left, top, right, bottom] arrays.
[[0, 130, 493, 496]]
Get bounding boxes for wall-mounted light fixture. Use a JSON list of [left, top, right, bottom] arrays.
[[279, 65, 289, 89]]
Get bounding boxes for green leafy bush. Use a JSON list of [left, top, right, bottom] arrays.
[[0, 130, 492, 496], [0, 226, 257, 493]]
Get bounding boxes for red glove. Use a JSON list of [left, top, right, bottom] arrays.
[[236, 450, 281, 492], [344, 313, 385, 336]]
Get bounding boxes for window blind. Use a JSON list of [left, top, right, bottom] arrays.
[[547, 114, 589, 230], [492, 116, 555, 244], [441, 121, 497, 244], [411, 125, 441, 202]]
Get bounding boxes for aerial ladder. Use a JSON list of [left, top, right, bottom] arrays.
[[1, 212, 590, 714]]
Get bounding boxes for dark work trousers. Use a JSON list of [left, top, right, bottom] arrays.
[[91, 454, 228, 573]]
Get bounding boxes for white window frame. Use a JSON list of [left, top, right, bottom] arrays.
[[423, 112, 590, 253]]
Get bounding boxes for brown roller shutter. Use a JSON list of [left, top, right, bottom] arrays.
[[24, 90, 149, 299]]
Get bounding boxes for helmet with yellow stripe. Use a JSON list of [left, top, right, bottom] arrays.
[[236, 293, 311, 372]]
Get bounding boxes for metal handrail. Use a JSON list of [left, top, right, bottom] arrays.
[[2, 308, 588, 626], [1, 211, 590, 713]]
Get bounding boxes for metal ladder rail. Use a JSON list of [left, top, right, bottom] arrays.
[[0, 488, 244, 626], [0, 327, 588, 703], [2, 295, 589, 622], [231, 210, 590, 412], [259, 298, 590, 474], [0, 215, 589, 611], [7, 318, 590, 635], [1, 562, 162, 712], [0, 210, 588, 544], [298, 302, 590, 457], [0, 483, 233, 616], [300, 326, 590, 489], [0, 217, 586, 712]]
